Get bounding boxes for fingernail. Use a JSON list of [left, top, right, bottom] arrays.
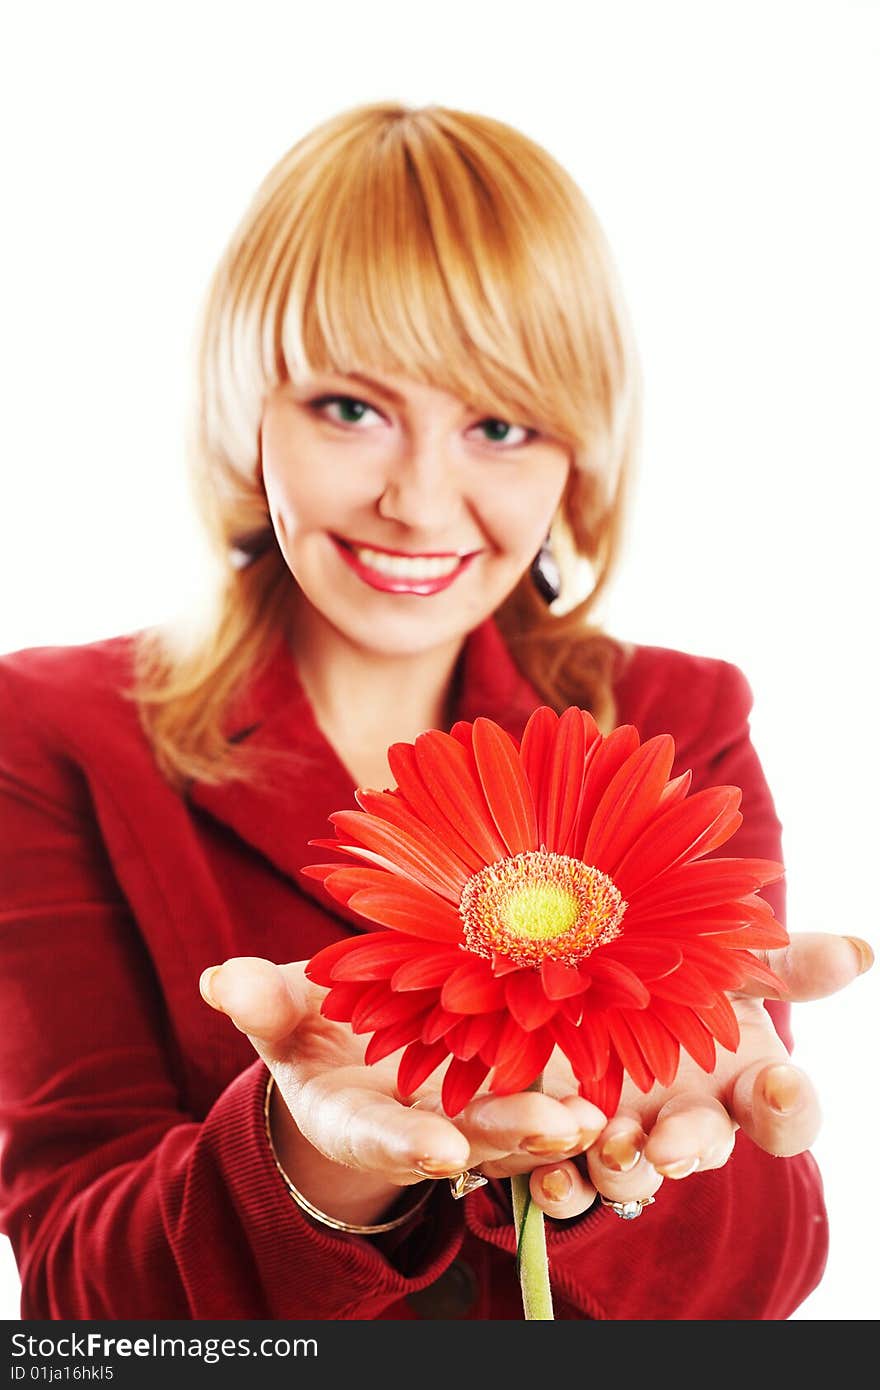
[[654, 1156, 700, 1179], [598, 1133, 642, 1173], [199, 966, 222, 1008], [844, 936, 874, 975], [762, 1063, 802, 1114], [540, 1168, 573, 1203], [416, 1156, 461, 1177], [522, 1133, 581, 1156]]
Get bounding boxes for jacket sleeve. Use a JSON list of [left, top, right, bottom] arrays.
[[464, 658, 829, 1320], [0, 661, 463, 1319]]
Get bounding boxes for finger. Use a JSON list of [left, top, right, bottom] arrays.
[[288, 1078, 471, 1180], [643, 1092, 737, 1176], [199, 957, 312, 1051], [729, 1060, 821, 1156], [741, 932, 874, 1000], [458, 1090, 606, 1166], [587, 1112, 662, 1203], [529, 1159, 598, 1220]]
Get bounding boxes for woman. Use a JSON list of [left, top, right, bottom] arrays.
[[0, 101, 870, 1321]]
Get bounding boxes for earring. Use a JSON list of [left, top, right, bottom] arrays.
[[229, 526, 275, 569], [530, 532, 561, 604]]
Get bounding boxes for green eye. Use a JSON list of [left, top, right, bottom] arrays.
[[312, 395, 380, 425], [476, 419, 534, 447]]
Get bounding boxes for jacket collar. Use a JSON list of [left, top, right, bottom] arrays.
[[185, 618, 544, 924]]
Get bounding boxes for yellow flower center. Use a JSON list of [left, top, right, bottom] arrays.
[[459, 849, 627, 968]]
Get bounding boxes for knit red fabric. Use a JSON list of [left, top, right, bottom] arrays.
[[0, 620, 827, 1319]]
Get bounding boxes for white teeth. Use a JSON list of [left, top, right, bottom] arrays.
[[353, 546, 463, 580]]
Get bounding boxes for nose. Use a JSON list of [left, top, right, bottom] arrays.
[[376, 433, 464, 531]]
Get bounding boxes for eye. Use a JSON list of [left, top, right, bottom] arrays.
[[310, 394, 383, 427], [471, 418, 537, 448]]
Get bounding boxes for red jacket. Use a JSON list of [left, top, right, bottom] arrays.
[[0, 619, 827, 1320]]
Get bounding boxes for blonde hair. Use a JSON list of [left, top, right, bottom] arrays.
[[128, 101, 642, 792]]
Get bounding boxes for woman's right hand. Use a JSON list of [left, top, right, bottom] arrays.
[[198, 956, 605, 1229]]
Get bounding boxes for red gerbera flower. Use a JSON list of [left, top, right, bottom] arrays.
[[304, 708, 787, 1117]]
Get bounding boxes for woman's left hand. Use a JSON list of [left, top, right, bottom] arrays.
[[521, 932, 872, 1220]]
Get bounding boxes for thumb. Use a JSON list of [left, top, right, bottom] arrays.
[[198, 956, 312, 1049], [743, 932, 873, 1002]]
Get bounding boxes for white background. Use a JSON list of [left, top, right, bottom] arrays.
[[1, 0, 877, 1321]]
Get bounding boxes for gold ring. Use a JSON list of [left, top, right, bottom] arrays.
[[448, 1170, 489, 1200], [407, 1099, 487, 1199], [600, 1193, 655, 1221]]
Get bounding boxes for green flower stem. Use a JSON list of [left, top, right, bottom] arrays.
[[510, 1073, 554, 1320]]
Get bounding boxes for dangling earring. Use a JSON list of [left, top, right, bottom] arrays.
[[229, 527, 275, 569], [530, 531, 561, 604]]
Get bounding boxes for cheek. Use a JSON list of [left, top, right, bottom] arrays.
[[262, 462, 345, 542], [477, 471, 568, 559]]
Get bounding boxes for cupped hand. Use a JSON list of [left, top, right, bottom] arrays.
[[525, 932, 872, 1222], [198, 956, 606, 1228], [199, 932, 870, 1229]]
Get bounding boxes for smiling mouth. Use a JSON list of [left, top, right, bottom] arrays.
[[331, 535, 479, 593]]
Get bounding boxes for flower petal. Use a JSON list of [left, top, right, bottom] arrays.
[[448, 1011, 501, 1062], [732, 951, 789, 996], [626, 858, 785, 917], [412, 730, 508, 864], [504, 969, 561, 1030], [600, 938, 683, 981], [364, 1012, 432, 1064], [630, 895, 784, 938], [541, 957, 591, 999], [352, 984, 427, 1033], [491, 951, 528, 978], [520, 707, 558, 846], [355, 787, 476, 878], [390, 949, 466, 991], [421, 1002, 460, 1045], [441, 959, 506, 1013], [570, 725, 641, 859], [397, 1039, 450, 1096], [623, 1009, 680, 1087], [442, 1055, 491, 1115], [647, 964, 720, 1007], [692, 993, 740, 1052], [614, 787, 744, 897], [471, 717, 538, 855], [583, 734, 676, 874], [704, 922, 789, 949], [678, 939, 748, 990], [657, 769, 692, 810], [605, 1011, 656, 1092], [552, 1012, 610, 1081], [299, 862, 346, 881], [320, 981, 370, 1020], [306, 935, 370, 985], [490, 1024, 554, 1094], [542, 707, 588, 853], [583, 956, 651, 1008], [579, 1052, 623, 1115], [348, 881, 464, 943], [385, 743, 485, 872], [583, 739, 672, 867], [329, 937, 424, 981], [330, 809, 469, 901], [649, 1000, 718, 1071]]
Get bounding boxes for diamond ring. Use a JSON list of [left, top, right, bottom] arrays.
[[600, 1193, 656, 1221]]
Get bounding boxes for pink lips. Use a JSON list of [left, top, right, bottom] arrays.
[[331, 535, 478, 596]]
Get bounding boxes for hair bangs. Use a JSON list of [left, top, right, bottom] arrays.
[[276, 113, 601, 451]]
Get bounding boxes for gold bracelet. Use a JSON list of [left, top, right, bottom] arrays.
[[262, 1072, 435, 1234]]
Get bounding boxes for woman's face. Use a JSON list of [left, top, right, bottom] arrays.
[[259, 368, 571, 659]]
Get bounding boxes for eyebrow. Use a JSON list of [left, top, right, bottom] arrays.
[[336, 371, 408, 407]]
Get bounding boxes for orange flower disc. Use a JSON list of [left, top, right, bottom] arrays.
[[459, 849, 627, 968]]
